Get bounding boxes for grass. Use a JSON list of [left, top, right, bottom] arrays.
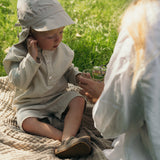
[[0, 0, 18, 76], [0, 0, 128, 76], [61, 0, 128, 70]]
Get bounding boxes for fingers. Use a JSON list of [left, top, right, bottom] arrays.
[[80, 89, 97, 104], [27, 36, 37, 49], [79, 88, 86, 95], [79, 76, 93, 85], [27, 36, 39, 62], [79, 77, 96, 94], [79, 89, 96, 104], [79, 76, 104, 100], [78, 76, 94, 93], [81, 72, 91, 79], [79, 88, 91, 98]]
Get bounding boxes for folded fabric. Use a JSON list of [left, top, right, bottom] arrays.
[[0, 76, 112, 160]]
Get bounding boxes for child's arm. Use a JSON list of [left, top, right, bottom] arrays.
[[64, 64, 81, 85], [3, 42, 41, 90], [8, 55, 41, 90]]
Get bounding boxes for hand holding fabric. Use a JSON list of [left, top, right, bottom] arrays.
[[78, 76, 104, 103]]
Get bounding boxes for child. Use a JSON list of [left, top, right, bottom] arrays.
[[3, 0, 91, 158]]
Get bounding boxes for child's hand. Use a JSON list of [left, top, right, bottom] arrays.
[[27, 36, 40, 63]]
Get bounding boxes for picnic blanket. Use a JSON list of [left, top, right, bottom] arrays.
[[0, 76, 112, 160]]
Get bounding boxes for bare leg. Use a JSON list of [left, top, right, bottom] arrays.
[[22, 117, 62, 140], [62, 96, 85, 141]]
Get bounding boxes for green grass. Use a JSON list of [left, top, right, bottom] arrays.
[[0, 0, 18, 76], [61, 0, 128, 70], [0, 0, 128, 76]]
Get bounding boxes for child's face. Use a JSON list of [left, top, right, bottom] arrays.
[[31, 27, 65, 50]]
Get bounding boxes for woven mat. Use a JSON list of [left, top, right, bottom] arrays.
[[0, 76, 112, 160]]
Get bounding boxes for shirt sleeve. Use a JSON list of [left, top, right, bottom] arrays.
[[92, 29, 135, 139], [3, 45, 41, 90], [139, 57, 160, 159], [92, 82, 126, 139], [64, 63, 81, 85], [140, 8, 160, 159]]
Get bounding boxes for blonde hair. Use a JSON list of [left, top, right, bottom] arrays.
[[120, 0, 156, 91]]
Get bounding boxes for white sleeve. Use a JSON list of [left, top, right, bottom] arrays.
[[92, 82, 126, 139], [139, 57, 160, 159], [140, 7, 160, 159], [92, 29, 134, 139]]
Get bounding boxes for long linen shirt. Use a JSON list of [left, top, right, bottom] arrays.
[[93, 1, 160, 160], [3, 42, 80, 128]]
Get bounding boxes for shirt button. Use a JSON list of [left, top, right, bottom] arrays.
[[49, 76, 52, 80]]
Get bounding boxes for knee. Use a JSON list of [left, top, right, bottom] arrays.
[[22, 117, 38, 132], [69, 96, 86, 110], [77, 96, 86, 107]]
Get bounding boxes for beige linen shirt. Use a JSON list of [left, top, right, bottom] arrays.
[[3, 42, 81, 129]]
